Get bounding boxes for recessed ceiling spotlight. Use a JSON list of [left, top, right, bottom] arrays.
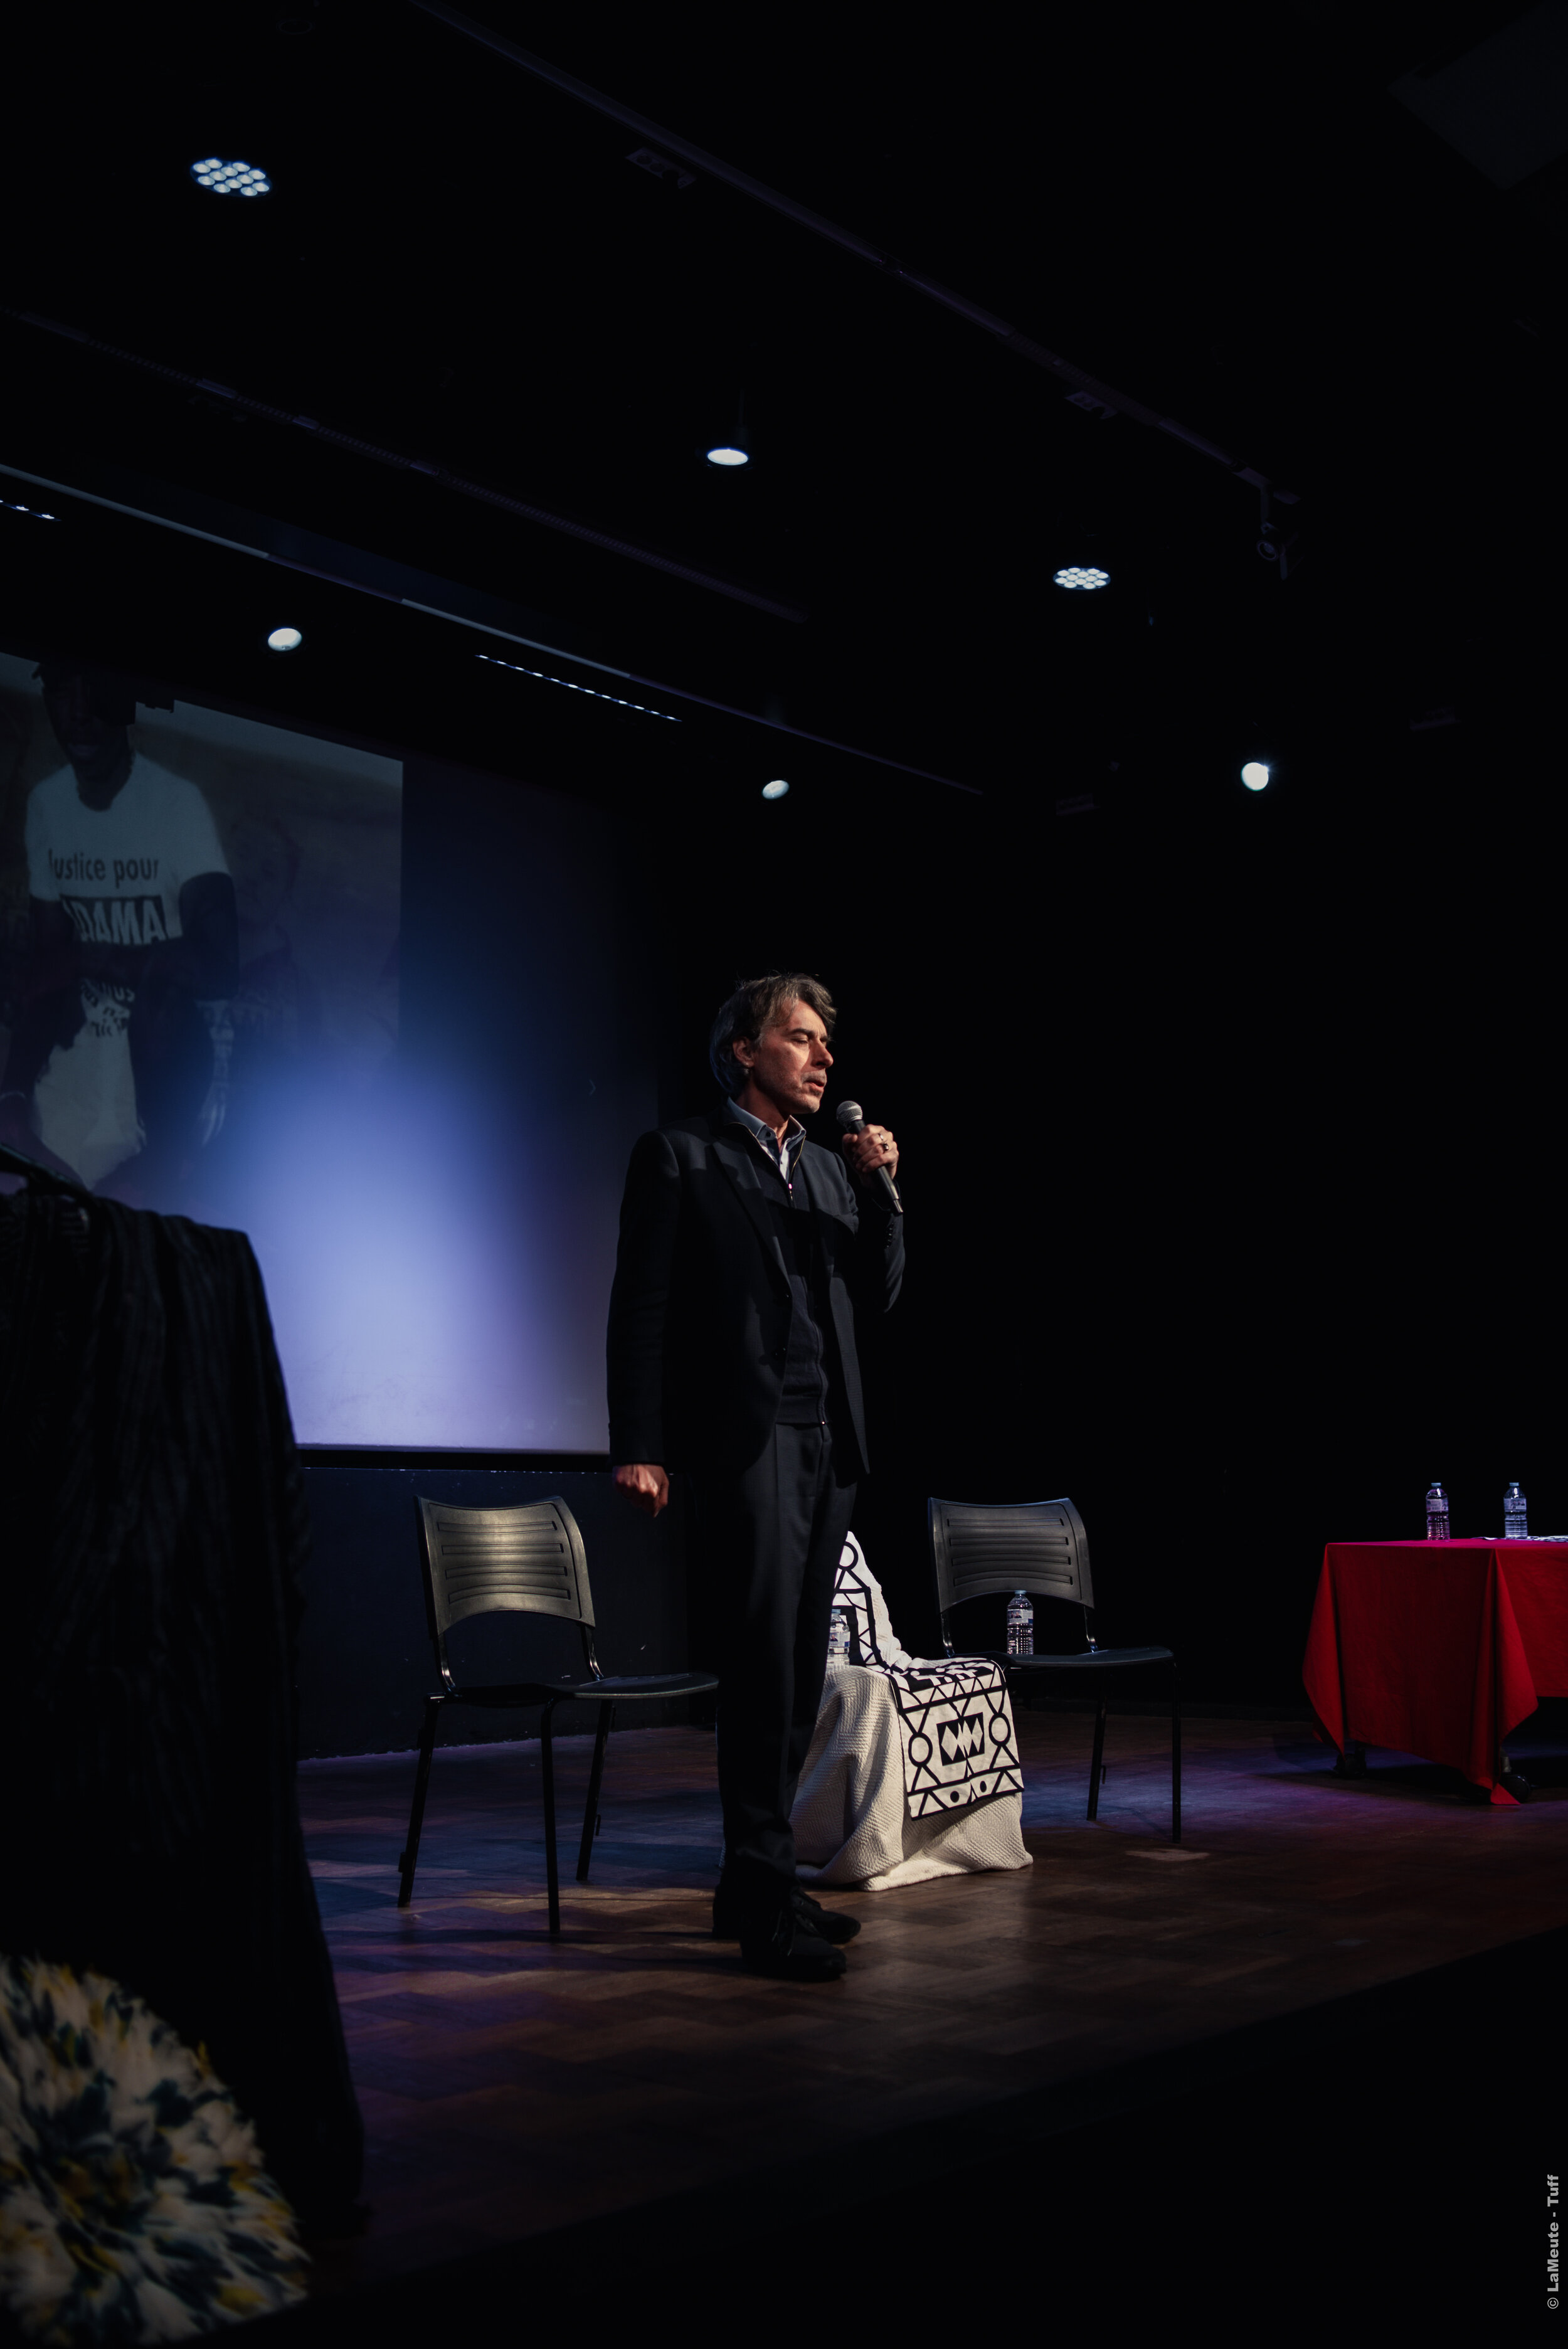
[[761, 778, 790, 799], [706, 395, 751, 467], [1054, 566, 1110, 590], [190, 157, 272, 198], [267, 625, 304, 653], [1241, 760, 1271, 790]]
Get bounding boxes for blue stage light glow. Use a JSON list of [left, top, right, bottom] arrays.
[[475, 652, 679, 719], [761, 778, 790, 799], [1241, 761, 1271, 790], [190, 157, 272, 197], [267, 626, 304, 653], [1054, 566, 1110, 589]]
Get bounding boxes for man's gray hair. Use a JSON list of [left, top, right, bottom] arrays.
[[708, 972, 837, 1098]]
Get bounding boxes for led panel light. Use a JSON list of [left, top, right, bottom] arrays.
[[761, 779, 790, 799], [190, 157, 272, 198], [1053, 566, 1110, 590], [1241, 761, 1271, 790], [267, 626, 304, 653]]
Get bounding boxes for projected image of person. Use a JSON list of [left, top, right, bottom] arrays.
[[0, 662, 236, 1195], [607, 974, 904, 1981]]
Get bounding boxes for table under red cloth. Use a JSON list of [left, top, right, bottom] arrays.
[[1302, 1540, 1568, 1805]]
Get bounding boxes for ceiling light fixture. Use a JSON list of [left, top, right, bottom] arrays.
[[1241, 761, 1271, 790], [1054, 566, 1110, 590], [190, 157, 272, 198], [706, 391, 751, 467], [761, 778, 790, 799], [267, 625, 304, 653]]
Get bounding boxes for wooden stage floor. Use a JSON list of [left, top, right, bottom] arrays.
[[289, 1705, 1568, 2311]]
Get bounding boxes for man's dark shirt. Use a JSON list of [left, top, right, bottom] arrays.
[[723, 1100, 832, 1427]]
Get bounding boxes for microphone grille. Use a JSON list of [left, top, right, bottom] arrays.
[[835, 1100, 863, 1130]]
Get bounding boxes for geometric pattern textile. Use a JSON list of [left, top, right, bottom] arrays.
[[875, 1658, 1024, 1819], [832, 1533, 1024, 1820]]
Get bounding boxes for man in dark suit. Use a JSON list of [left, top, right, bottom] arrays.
[[607, 973, 904, 1980]]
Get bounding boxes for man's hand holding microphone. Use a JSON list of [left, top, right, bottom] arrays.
[[836, 1100, 901, 1211]]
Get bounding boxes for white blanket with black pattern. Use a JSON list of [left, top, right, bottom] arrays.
[[791, 1532, 1031, 1890], [829, 1536, 1025, 1815]]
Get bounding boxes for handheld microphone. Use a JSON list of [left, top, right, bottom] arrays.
[[836, 1100, 903, 1214]]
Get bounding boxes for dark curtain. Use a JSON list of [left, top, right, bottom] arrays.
[[0, 1192, 362, 2229]]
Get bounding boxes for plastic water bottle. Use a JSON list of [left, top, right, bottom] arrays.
[[1504, 1482, 1528, 1540], [827, 1607, 851, 1660], [1425, 1482, 1450, 1541], [1007, 1590, 1034, 1657]]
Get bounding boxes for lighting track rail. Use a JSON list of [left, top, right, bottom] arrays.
[[411, 0, 1300, 506], [0, 306, 806, 624], [0, 454, 977, 793]]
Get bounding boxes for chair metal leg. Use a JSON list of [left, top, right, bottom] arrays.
[[1171, 1663, 1182, 1845], [541, 1699, 562, 1939], [576, 1701, 614, 1883], [398, 1695, 444, 1908], [1088, 1700, 1108, 1820]]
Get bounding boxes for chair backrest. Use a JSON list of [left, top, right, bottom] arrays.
[[415, 1495, 596, 1680], [928, 1496, 1095, 1648]]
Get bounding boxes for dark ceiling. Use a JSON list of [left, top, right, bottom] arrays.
[[2, 0, 1564, 806]]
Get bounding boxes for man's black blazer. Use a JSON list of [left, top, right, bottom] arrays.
[[606, 1105, 904, 1477]]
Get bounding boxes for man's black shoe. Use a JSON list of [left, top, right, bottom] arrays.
[[739, 1909, 847, 1981], [788, 1887, 861, 1944], [713, 1882, 861, 1944]]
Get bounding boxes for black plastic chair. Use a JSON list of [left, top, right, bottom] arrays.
[[398, 1494, 719, 1933], [928, 1495, 1180, 1843]]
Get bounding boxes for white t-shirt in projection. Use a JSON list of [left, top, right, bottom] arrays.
[[23, 756, 229, 1185], [25, 755, 227, 949]]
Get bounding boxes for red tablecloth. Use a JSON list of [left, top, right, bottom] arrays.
[[1301, 1541, 1568, 1805]]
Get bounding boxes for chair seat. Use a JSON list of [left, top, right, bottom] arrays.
[[573, 1671, 720, 1699], [980, 1645, 1174, 1670], [441, 1669, 719, 1708]]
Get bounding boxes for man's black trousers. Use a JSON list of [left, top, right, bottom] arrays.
[[690, 1423, 857, 1913]]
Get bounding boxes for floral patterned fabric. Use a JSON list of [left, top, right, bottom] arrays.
[[0, 1956, 307, 2341]]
